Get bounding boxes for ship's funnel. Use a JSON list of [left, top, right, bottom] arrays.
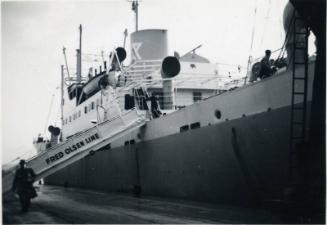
[[161, 56, 181, 78], [130, 29, 168, 62]]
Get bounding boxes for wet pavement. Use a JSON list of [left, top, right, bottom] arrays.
[[3, 185, 287, 224]]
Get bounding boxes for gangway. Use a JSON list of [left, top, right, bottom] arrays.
[[2, 109, 148, 194]]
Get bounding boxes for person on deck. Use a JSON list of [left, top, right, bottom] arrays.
[[12, 160, 37, 212], [150, 94, 162, 118], [259, 50, 273, 79]]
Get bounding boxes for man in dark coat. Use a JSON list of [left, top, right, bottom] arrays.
[[12, 160, 37, 212], [259, 50, 273, 79]]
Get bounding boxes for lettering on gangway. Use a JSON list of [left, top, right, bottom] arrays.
[[45, 133, 100, 165]]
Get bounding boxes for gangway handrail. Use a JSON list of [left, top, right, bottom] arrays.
[[34, 115, 145, 177], [28, 109, 138, 161], [3, 108, 148, 194]]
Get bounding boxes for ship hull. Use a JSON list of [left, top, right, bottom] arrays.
[[45, 60, 315, 206], [45, 102, 310, 206]]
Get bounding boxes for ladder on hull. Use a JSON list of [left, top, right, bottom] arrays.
[[3, 109, 147, 194], [289, 13, 309, 183]]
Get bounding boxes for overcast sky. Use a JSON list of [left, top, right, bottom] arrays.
[[1, 0, 293, 163]]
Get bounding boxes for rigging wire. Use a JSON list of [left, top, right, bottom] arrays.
[[249, 0, 258, 56], [259, 0, 271, 47], [42, 93, 55, 137], [275, 11, 296, 63], [54, 103, 61, 127], [244, 0, 257, 85]]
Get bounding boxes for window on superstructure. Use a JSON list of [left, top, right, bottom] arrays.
[[190, 122, 201, 129], [193, 92, 202, 102], [84, 106, 87, 114], [79, 110, 81, 117], [91, 102, 94, 110], [180, 125, 189, 133]]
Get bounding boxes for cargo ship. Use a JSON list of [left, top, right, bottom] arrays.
[[4, 0, 325, 217]]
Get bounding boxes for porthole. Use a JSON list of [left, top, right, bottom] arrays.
[[215, 110, 222, 119]]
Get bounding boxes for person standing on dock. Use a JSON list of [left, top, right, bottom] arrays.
[[12, 160, 37, 212]]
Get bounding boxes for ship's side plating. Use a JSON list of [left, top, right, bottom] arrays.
[[45, 59, 315, 205]]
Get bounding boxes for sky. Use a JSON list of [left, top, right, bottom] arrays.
[[1, 0, 293, 163]]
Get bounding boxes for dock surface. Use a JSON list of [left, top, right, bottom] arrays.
[[3, 185, 285, 224]]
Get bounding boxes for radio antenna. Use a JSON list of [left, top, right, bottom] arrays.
[[123, 29, 128, 48], [131, 0, 140, 31]]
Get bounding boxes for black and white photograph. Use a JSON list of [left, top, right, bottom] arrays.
[[1, 0, 325, 224]]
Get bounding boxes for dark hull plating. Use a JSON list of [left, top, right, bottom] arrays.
[[45, 103, 307, 206]]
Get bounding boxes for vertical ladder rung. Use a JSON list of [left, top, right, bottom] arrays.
[[291, 136, 304, 140], [292, 122, 304, 125], [294, 32, 308, 35], [292, 106, 304, 109], [295, 47, 307, 50]]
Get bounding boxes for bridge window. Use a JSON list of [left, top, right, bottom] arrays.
[[91, 102, 95, 110], [84, 106, 87, 114]]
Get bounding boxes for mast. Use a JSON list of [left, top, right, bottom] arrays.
[[63, 47, 70, 78], [60, 65, 64, 141], [123, 29, 128, 48], [76, 24, 82, 83], [132, 0, 139, 31]]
